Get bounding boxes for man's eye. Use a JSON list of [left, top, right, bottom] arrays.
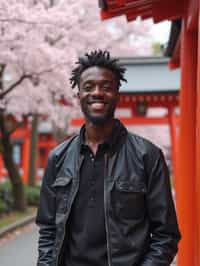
[[103, 85, 112, 91], [83, 85, 92, 91]]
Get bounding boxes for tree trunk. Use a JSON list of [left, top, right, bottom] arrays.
[[0, 113, 27, 211], [28, 114, 39, 186]]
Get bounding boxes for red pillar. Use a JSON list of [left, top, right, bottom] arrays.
[[168, 106, 178, 191], [195, 4, 200, 265], [176, 18, 197, 266], [22, 121, 30, 184]]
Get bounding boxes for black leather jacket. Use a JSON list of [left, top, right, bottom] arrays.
[[36, 122, 181, 266]]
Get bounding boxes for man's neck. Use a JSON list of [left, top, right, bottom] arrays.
[[84, 119, 115, 155]]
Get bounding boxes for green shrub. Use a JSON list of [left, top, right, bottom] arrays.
[[0, 180, 12, 194], [0, 181, 41, 213], [0, 198, 7, 215], [25, 185, 40, 206], [0, 181, 13, 214]]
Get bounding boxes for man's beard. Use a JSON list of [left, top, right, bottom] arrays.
[[81, 102, 116, 125], [84, 110, 115, 125]]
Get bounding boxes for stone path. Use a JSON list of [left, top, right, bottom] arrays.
[[0, 223, 176, 266], [0, 223, 38, 266]]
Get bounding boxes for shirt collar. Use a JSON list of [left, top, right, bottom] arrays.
[[79, 119, 125, 154]]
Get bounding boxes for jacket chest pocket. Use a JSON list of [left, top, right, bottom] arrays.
[[52, 176, 73, 214], [113, 181, 146, 220]]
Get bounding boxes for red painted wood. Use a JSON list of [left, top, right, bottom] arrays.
[[169, 36, 181, 70], [176, 18, 197, 266], [168, 107, 179, 194], [100, 0, 184, 22], [195, 3, 200, 264], [118, 94, 179, 109], [22, 121, 30, 184], [187, 0, 198, 31], [71, 116, 169, 127]]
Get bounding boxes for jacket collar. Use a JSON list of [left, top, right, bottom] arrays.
[[79, 119, 127, 156]]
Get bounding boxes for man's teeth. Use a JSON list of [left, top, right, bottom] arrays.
[[91, 103, 105, 109]]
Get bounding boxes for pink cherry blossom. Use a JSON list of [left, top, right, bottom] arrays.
[[0, 0, 154, 129]]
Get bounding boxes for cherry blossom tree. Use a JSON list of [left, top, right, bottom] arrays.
[[0, 0, 154, 210]]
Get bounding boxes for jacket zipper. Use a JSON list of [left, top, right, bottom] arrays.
[[55, 155, 84, 266], [104, 154, 112, 266]]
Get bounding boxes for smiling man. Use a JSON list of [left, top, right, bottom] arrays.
[[36, 50, 181, 266], [78, 66, 118, 127]]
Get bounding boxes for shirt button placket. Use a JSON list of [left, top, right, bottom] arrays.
[[90, 154, 94, 162], [89, 153, 95, 208]]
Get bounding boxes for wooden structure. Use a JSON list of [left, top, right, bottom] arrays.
[[97, 1, 200, 265], [0, 120, 57, 183]]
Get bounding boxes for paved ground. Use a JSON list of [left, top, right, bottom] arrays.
[[0, 223, 38, 266], [0, 223, 176, 266]]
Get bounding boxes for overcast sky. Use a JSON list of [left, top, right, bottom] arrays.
[[150, 21, 171, 44]]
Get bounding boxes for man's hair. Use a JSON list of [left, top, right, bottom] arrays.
[[70, 50, 127, 89]]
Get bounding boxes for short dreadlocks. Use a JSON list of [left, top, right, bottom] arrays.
[[70, 50, 127, 90]]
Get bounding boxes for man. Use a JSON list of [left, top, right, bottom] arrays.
[[36, 50, 181, 266]]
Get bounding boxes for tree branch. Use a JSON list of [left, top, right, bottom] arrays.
[[0, 74, 32, 99], [0, 18, 71, 30], [0, 111, 9, 137], [0, 64, 6, 90]]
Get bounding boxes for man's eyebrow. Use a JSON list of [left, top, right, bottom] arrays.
[[82, 79, 113, 84], [81, 80, 94, 86]]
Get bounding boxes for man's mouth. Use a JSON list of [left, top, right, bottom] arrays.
[[90, 102, 105, 110], [88, 100, 107, 110]]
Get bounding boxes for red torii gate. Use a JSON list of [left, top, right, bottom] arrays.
[[0, 118, 57, 184], [97, 1, 200, 266]]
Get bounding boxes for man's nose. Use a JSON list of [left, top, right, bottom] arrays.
[[92, 85, 104, 96]]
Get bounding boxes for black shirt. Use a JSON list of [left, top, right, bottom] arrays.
[[64, 120, 122, 266]]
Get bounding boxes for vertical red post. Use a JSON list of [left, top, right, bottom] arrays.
[[195, 4, 200, 265], [176, 18, 197, 266], [168, 106, 178, 191], [22, 120, 30, 184]]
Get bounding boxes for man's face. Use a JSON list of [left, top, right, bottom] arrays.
[[78, 66, 119, 125]]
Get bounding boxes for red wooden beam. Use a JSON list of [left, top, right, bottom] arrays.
[[119, 116, 169, 125], [118, 94, 179, 107], [168, 107, 179, 192], [100, 0, 185, 23], [169, 35, 181, 69], [153, 1, 184, 23], [21, 122, 30, 184], [71, 116, 169, 127], [195, 2, 200, 263], [186, 0, 198, 31], [176, 18, 197, 266], [116, 0, 126, 5]]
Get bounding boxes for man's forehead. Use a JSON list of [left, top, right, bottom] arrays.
[[80, 66, 116, 83]]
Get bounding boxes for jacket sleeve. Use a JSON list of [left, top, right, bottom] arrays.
[[140, 149, 181, 266], [35, 151, 57, 266]]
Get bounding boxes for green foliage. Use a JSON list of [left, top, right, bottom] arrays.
[[0, 180, 41, 215], [0, 180, 12, 193], [0, 181, 12, 215], [25, 185, 40, 206], [0, 198, 7, 215]]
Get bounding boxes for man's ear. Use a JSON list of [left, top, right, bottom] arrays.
[[77, 90, 80, 98], [76, 90, 81, 105]]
